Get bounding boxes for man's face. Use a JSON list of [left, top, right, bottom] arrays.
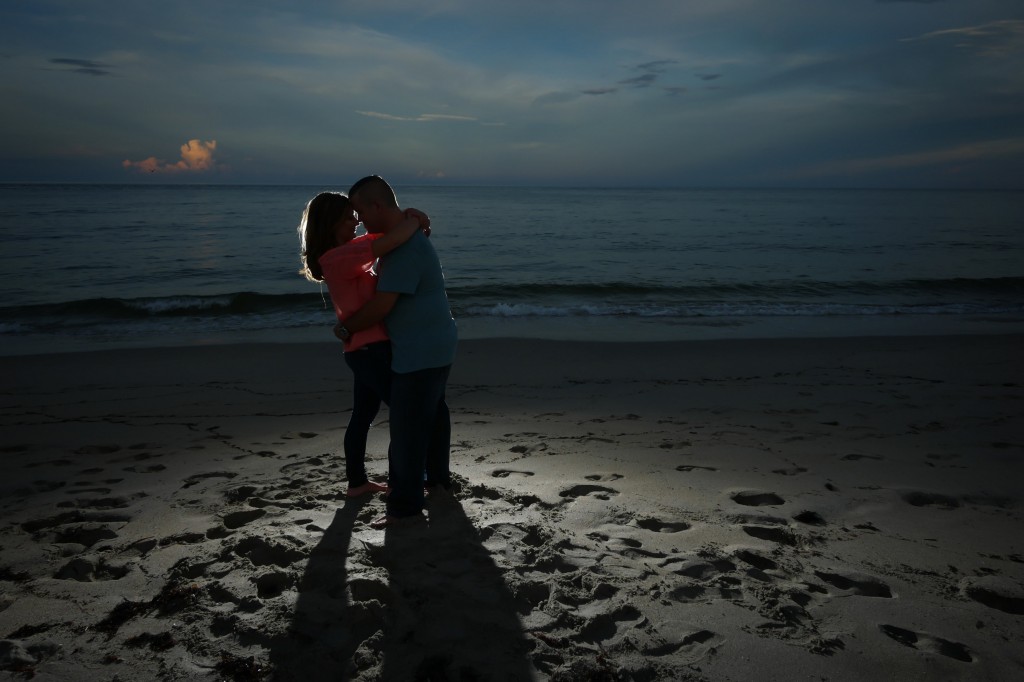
[[351, 195, 382, 233]]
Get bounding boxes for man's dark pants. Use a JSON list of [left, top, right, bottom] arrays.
[[386, 364, 452, 517]]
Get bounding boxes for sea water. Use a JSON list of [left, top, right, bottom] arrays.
[[1, 184, 1022, 355]]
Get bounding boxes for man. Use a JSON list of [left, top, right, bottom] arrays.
[[336, 175, 458, 528]]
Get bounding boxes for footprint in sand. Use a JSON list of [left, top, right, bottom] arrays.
[[646, 628, 725, 660], [509, 443, 548, 455], [0, 567, 31, 582], [279, 457, 328, 473], [675, 465, 716, 472], [54, 557, 130, 582], [742, 525, 797, 546], [481, 523, 549, 568], [815, 570, 893, 598], [225, 485, 259, 503], [113, 451, 162, 463], [731, 491, 785, 507], [491, 469, 535, 478], [233, 536, 306, 568], [589, 532, 667, 559], [222, 509, 267, 530], [536, 543, 604, 574], [123, 464, 167, 473], [25, 458, 73, 469], [559, 484, 620, 501], [841, 453, 883, 461], [24, 480, 65, 493], [465, 482, 505, 501], [669, 584, 742, 602], [75, 445, 121, 455], [902, 491, 960, 509], [879, 625, 973, 662], [733, 549, 778, 572], [280, 432, 319, 440], [792, 510, 826, 526], [69, 482, 106, 490], [584, 473, 624, 482], [772, 466, 807, 476], [348, 577, 394, 605], [254, 571, 293, 598], [635, 518, 690, 533], [961, 577, 1024, 615], [512, 580, 552, 610], [579, 604, 645, 644], [661, 557, 736, 579], [182, 471, 239, 489], [52, 524, 120, 547], [158, 532, 208, 546]]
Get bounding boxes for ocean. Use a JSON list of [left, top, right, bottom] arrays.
[[1, 184, 1022, 355]]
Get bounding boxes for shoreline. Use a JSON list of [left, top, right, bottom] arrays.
[[3, 308, 1024, 358], [1, 333, 1022, 680], [3, 330, 1023, 376]]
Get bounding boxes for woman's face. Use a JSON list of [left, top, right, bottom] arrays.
[[333, 208, 360, 245]]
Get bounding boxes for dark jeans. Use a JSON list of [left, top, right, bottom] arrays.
[[343, 342, 392, 488], [386, 364, 452, 518]]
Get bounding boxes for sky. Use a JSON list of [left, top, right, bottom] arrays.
[[1, 0, 1022, 188]]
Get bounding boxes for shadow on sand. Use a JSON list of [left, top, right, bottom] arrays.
[[268, 494, 534, 681]]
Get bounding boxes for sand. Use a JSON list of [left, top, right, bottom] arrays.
[[1, 334, 1022, 681]]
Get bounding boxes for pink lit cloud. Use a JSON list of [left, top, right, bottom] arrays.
[[123, 139, 219, 174]]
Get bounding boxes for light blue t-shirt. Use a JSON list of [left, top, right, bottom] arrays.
[[376, 231, 458, 373]]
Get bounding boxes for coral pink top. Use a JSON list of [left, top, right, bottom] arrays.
[[318, 234, 389, 351]]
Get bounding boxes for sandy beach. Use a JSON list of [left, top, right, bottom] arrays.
[[1, 334, 1022, 681]]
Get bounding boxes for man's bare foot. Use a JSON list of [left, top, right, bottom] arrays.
[[369, 513, 424, 529], [347, 481, 388, 498], [425, 485, 452, 500]]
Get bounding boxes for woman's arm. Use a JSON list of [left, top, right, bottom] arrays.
[[368, 208, 430, 258]]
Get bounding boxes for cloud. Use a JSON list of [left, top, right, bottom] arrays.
[[619, 73, 658, 87], [355, 110, 477, 122], [902, 19, 1024, 56], [614, 60, 681, 88], [582, 87, 617, 96], [122, 139, 219, 174], [635, 60, 678, 73], [49, 58, 113, 76], [695, 73, 722, 81]]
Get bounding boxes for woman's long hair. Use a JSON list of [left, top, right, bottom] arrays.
[[298, 191, 350, 282]]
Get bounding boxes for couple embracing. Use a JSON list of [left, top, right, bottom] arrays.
[[298, 175, 457, 529]]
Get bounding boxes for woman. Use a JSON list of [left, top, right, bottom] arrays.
[[297, 191, 428, 496]]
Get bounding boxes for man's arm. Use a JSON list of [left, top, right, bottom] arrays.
[[335, 291, 400, 340]]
